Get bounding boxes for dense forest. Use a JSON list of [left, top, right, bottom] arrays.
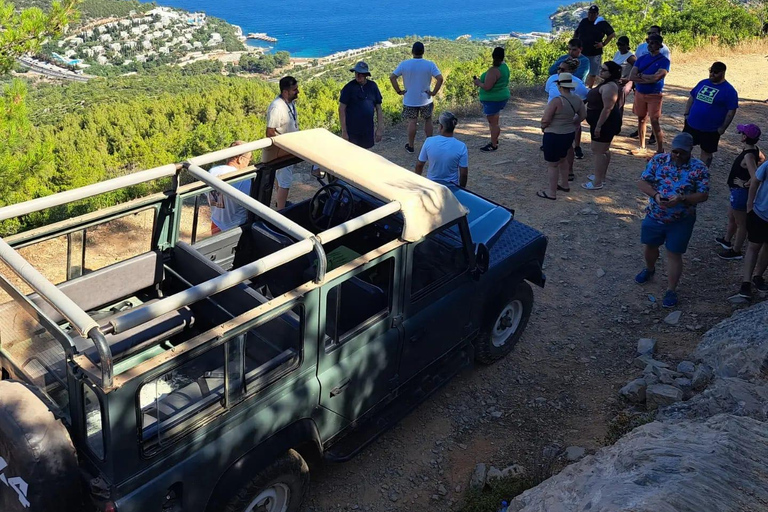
[[2, 0, 767, 235]]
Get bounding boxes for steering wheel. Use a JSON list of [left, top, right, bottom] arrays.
[[309, 183, 355, 230]]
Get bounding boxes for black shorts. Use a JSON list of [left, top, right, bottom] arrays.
[[683, 121, 721, 154], [587, 110, 622, 143], [747, 210, 768, 244], [542, 132, 575, 162]]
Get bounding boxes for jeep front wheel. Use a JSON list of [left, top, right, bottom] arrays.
[[225, 449, 309, 512], [475, 281, 533, 364]]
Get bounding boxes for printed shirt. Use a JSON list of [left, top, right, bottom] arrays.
[[418, 135, 468, 186], [208, 165, 251, 231], [392, 58, 441, 107], [548, 54, 591, 82], [687, 79, 738, 132], [641, 154, 710, 223], [339, 79, 382, 138], [633, 53, 671, 94], [754, 161, 768, 222]]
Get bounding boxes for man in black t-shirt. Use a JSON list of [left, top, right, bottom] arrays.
[[339, 61, 384, 149], [574, 5, 615, 87]]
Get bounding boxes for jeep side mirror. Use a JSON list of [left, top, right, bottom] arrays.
[[474, 243, 489, 276]]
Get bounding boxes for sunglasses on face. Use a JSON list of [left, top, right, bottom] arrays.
[[670, 149, 688, 155]]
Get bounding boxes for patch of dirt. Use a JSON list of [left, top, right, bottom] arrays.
[[303, 45, 768, 511]]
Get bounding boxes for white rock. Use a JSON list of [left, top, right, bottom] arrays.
[[637, 338, 656, 356], [664, 311, 682, 325], [565, 446, 586, 461]]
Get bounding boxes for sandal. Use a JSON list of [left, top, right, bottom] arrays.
[[557, 185, 570, 192], [581, 181, 604, 190], [536, 190, 556, 200]]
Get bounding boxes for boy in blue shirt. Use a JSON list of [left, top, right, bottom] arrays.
[[683, 61, 739, 166]]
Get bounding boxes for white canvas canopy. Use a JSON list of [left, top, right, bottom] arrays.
[[272, 129, 468, 242]]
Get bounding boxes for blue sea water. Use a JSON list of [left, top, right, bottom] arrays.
[[147, 0, 564, 57]]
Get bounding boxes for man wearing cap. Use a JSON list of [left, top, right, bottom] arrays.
[[683, 61, 738, 167], [574, 5, 615, 88], [635, 25, 671, 61], [339, 61, 384, 149], [415, 111, 468, 187], [390, 41, 444, 154], [635, 132, 710, 308], [628, 34, 670, 155]]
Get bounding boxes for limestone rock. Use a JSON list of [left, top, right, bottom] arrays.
[[664, 310, 682, 325], [637, 338, 656, 356], [565, 446, 586, 461], [469, 463, 487, 490], [619, 378, 647, 403], [677, 360, 696, 378], [634, 355, 669, 370], [646, 384, 683, 410], [501, 464, 526, 479], [486, 466, 503, 486], [691, 364, 714, 391], [658, 377, 768, 422]]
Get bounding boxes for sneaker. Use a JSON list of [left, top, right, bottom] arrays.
[[752, 276, 768, 293], [405, 144, 414, 154], [715, 236, 733, 250], [649, 134, 657, 145], [574, 146, 584, 159], [662, 290, 678, 308], [635, 268, 655, 284], [568, 173, 575, 182], [629, 129, 639, 138], [480, 143, 498, 152], [717, 248, 743, 260], [737, 282, 752, 299]]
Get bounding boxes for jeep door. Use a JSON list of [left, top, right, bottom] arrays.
[[316, 251, 402, 422], [399, 221, 475, 383]]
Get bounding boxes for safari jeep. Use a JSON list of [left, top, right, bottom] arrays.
[[0, 129, 547, 512]]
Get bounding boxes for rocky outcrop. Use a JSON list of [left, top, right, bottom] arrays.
[[509, 301, 768, 512]]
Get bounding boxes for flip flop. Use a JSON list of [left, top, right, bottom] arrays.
[[581, 181, 604, 190], [536, 190, 556, 200], [557, 185, 570, 192]]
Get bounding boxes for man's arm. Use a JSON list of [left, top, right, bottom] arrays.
[[266, 127, 278, 137], [600, 31, 615, 49], [389, 73, 404, 95], [628, 65, 640, 83], [637, 179, 657, 198], [429, 74, 444, 97], [375, 103, 384, 142], [459, 166, 468, 188], [683, 96, 694, 120], [338, 103, 348, 139], [415, 160, 426, 176], [548, 55, 565, 76], [719, 109, 737, 135]]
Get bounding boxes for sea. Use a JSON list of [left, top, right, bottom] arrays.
[[148, 0, 564, 57]]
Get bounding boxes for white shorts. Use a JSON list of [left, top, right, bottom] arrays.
[[275, 166, 293, 188]]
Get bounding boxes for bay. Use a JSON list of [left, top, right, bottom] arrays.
[[147, 0, 564, 57]]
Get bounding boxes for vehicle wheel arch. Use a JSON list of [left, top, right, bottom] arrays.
[[204, 418, 322, 512]]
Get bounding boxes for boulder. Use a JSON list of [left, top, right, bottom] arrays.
[[676, 360, 696, 378], [508, 415, 768, 512], [658, 377, 768, 422], [637, 338, 656, 356], [646, 384, 683, 410], [501, 464, 527, 479], [691, 364, 714, 391], [619, 378, 647, 403], [634, 355, 669, 370], [565, 446, 586, 461], [469, 463, 487, 490]]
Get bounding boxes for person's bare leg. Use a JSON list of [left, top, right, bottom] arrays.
[[567, 146, 575, 175], [742, 241, 761, 282], [407, 119, 417, 147], [732, 210, 748, 253], [586, 74, 596, 88], [753, 243, 768, 278], [558, 158, 570, 189], [650, 117, 663, 153], [424, 117, 434, 139], [488, 114, 500, 146], [700, 149, 713, 167], [547, 161, 559, 197], [275, 186, 290, 210], [666, 251, 683, 291], [724, 206, 736, 243], [638, 117, 648, 150], [644, 244, 660, 271], [592, 141, 610, 186], [575, 124, 582, 152]]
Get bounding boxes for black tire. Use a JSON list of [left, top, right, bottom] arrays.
[[0, 380, 82, 512], [224, 449, 309, 512], [475, 281, 534, 364]]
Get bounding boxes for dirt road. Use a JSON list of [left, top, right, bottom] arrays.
[[303, 44, 768, 511]]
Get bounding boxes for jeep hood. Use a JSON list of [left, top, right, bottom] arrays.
[[448, 185, 513, 247]]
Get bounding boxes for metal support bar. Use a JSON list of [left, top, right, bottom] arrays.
[[316, 201, 402, 245], [185, 163, 313, 241], [311, 238, 326, 283], [0, 164, 178, 222], [187, 139, 273, 167], [87, 327, 113, 389], [110, 239, 315, 334]]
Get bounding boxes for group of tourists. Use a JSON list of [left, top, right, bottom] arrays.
[[207, 17, 767, 309]]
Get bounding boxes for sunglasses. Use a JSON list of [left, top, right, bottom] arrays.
[[670, 149, 688, 155]]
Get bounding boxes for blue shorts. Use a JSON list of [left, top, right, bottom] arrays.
[[641, 215, 696, 254], [542, 132, 575, 163], [730, 187, 748, 212], [481, 100, 508, 116]]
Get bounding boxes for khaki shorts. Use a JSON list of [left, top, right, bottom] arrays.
[[633, 92, 663, 119]]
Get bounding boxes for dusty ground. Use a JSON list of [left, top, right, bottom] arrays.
[[303, 44, 768, 511]]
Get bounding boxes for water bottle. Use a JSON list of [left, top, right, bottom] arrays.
[[498, 500, 509, 512]]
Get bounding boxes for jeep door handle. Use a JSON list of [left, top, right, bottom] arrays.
[[330, 379, 351, 397], [409, 328, 426, 343]]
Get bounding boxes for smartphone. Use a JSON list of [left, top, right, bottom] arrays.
[[659, 196, 670, 203]]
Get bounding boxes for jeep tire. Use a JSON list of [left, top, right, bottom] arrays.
[[475, 281, 533, 364], [0, 380, 82, 512], [224, 449, 309, 512]]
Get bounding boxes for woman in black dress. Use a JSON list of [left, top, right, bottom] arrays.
[[582, 61, 624, 190]]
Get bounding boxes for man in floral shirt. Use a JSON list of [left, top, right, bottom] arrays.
[[635, 132, 710, 307]]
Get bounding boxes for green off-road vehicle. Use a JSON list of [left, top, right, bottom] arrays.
[[0, 129, 547, 512]]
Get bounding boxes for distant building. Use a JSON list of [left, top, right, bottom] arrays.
[[92, 45, 105, 54], [125, 41, 137, 49], [136, 54, 147, 63], [97, 26, 106, 34], [120, 31, 129, 39], [130, 26, 143, 36], [110, 43, 121, 52], [85, 30, 94, 38], [82, 48, 95, 57], [119, 19, 131, 27], [141, 40, 152, 49], [97, 55, 108, 65], [70, 37, 84, 45], [162, 29, 173, 38], [159, 46, 170, 54], [192, 41, 203, 49], [99, 34, 112, 43]]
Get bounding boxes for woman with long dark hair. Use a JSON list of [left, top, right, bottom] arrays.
[[474, 46, 510, 151], [582, 61, 624, 190]]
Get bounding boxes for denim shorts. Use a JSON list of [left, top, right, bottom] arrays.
[[587, 54, 602, 75], [641, 215, 696, 254], [481, 99, 508, 116], [729, 187, 748, 212]]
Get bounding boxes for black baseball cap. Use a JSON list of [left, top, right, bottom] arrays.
[[588, 5, 599, 11], [412, 41, 425, 55]]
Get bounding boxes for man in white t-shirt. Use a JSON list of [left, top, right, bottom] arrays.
[[635, 25, 671, 61], [208, 141, 253, 233], [390, 41, 444, 154], [263, 75, 299, 210], [415, 111, 468, 187]]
